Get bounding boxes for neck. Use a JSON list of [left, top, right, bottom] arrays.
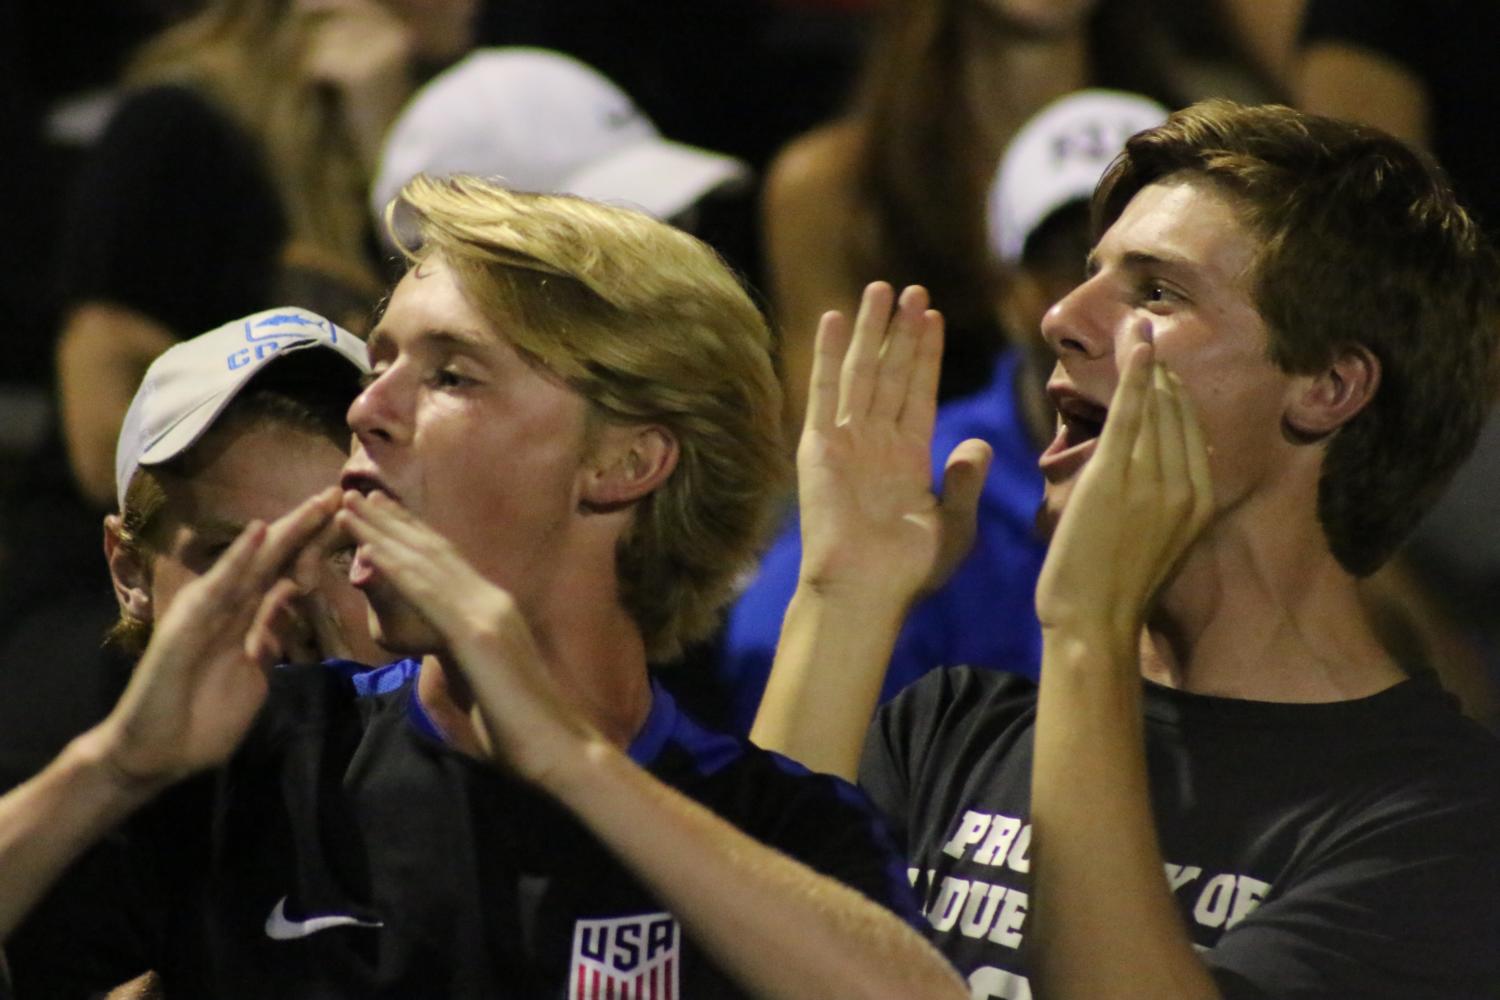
[[415, 536, 654, 757], [1138, 499, 1404, 703]]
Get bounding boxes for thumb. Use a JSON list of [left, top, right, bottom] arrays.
[[923, 438, 992, 595]]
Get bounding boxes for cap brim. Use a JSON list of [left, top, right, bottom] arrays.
[[565, 139, 751, 221]]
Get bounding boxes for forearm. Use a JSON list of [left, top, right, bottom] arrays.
[[548, 740, 965, 1000], [0, 728, 162, 938], [1028, 629, 1220, 1000], [752, 584, 906, 779]]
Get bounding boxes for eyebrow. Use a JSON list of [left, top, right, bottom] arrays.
[[1086, 248, 1197, 278], [188, 514, 248, 548], [365, 325, 492, 359]]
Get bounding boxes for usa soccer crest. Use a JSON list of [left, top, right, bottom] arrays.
[[568, 911, 680, 999]]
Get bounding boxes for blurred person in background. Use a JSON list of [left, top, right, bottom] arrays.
[[761, 0, 1278, 446], [0, 0, 476, 763], [54, 0, 477, 513], [368, 47, 755, 286]]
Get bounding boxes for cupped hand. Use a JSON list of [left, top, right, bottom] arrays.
[[100, 488, 343, 789], [1035, 321, 1214, 644]]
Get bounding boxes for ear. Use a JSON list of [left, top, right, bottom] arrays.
[[580, 424, 680, 511], [1284, 345, 1381, 442], [104, 514, 155, 626]]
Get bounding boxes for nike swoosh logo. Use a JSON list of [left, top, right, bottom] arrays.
[[264, 896, 384, 940]]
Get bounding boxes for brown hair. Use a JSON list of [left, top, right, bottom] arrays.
[[391, 175, 789, 661], [1095, 100, 1500, 574]]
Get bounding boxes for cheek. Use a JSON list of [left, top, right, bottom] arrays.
[[146, 558, 199, 620]]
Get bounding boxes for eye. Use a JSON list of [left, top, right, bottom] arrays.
[[1140, 281, 1179, 308], [428, 367, 475, 390]]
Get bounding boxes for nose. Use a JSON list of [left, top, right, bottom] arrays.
[[1040, 274, 1114, 363], [346, 367, 405, 448]]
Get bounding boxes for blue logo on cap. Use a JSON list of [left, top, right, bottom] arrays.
[[226, 312, 339, 370]]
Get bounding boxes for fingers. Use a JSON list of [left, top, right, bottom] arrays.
[[868, 285, 929, 423], [897, 308, 944, 443], [340, 489, 448, 559], [1176, 373, 1215, 529], [806, 310, 851, 434], [924, 438, 993, 595], [939, 438, 992, 525], [338, 491, 472, 635], [245, 578, 304, 666], [248, 487, 342, 587], [1132, 362, 1165, 487], [836, 282, 894, 425], [1155, 364, 1187, 500], [1094, 336, 1154, 494]]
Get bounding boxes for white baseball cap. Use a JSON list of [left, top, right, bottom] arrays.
[[371, 47, 752, 230], [988, 89, 1170, 265], [115, 307, 369, 511]]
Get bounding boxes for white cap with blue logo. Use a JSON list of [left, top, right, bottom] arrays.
[[114, 307, 370, 511]]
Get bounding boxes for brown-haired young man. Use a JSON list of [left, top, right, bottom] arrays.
[[757, 100, 1500, 999]]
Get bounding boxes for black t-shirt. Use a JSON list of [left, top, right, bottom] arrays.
[[1300, 0, 1500, 241], [56, 84, 286, 337], [11, 660, 918, 998], [861, 666, 1500, 1000]]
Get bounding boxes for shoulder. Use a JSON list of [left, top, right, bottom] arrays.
[[247, 659, 410, 750], [647, 692, 921, 919], [762, 120, 867, 265], [764, 119, 866, 215], [875, 665, 1038, 747], [861, 668, 1037, 802]]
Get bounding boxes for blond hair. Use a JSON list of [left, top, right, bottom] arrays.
[[391, 175, 789, 661]]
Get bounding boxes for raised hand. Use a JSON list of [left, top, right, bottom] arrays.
[[1035, 321, 1214, 643], [99, 488, 343, 790], [796, 282, 992, 608], [337, 492, 594, 785]]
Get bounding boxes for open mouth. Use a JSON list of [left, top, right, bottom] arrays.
[[1039, 388, 1108, 480], [340, 471, 399, 505], [1057, 395, 1107, 448], [337, 471, 399, 589]]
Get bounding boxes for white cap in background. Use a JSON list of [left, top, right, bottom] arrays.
[[115, 307, 369, 511], [371, 47, 751, 231], [988, 89, 1170, 265]]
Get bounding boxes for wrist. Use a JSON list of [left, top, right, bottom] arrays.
[[794, 568, 920, 619], [537, 733, 625, 811], [64, 725, 173, 812], [1040, 620, 1142, 676]]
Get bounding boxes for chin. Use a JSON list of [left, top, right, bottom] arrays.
[[365, 595, 442, 658]]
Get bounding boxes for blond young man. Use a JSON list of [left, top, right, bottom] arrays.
[[0, 179, 962, 999]]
